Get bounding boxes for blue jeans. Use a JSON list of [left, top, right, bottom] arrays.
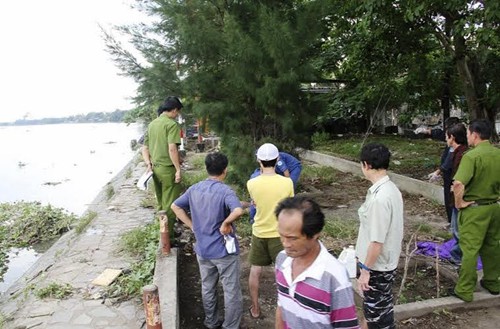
[[449, 208, 462, 263], [197, 254, 242, 329]]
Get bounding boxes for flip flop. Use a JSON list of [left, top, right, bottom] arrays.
[[248, 306, 261, 319]]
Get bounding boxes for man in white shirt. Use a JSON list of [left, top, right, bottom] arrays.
[[356, 143, 404, 329]]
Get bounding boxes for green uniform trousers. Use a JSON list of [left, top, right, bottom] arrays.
[[456, 203, 500, 301], [152, 165, 181, 240]]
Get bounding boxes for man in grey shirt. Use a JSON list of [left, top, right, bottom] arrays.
[[356, 143, 404, 329]]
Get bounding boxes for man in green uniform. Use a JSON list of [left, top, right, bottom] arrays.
[[142, 96, 183, 241], [452, 119, 500, 302]]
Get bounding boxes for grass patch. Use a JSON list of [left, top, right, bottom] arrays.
[[408, 221, 452, 241], [107, 222, 159, 299], [188, 153, 206, 171], [182, 171, 206, 190], [300, 165, 338, 186], [125, 167, 133, 179], [313, 135, 444, 178], [75, 211, 97, 234], [35, 282, 73, 299], [140, 190, 157, 209], [323, 217, 359, 243], [105, 183, 115, 200]]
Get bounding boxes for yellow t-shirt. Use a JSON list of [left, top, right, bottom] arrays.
[[247, 174, 294, 238]]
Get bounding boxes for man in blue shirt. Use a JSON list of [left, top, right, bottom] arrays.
[[171, 152, 244, 329], [275, 152, 302, 188]]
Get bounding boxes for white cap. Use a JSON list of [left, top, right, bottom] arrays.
[[256, 143, 279, 161]]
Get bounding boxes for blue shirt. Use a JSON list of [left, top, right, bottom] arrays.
[[275, 152, 301, 176], [250, 168, 261, 179], [173, 179, 242, 259]]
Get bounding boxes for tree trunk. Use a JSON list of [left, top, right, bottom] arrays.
[[454, 35, 482, 120], [441, 18, 452, 128]]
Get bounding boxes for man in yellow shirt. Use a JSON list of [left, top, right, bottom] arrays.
[[246, 143, 294, 319]]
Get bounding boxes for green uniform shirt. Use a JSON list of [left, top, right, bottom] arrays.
[[144, 115, 181, 167], [453, 141, 500, 203]]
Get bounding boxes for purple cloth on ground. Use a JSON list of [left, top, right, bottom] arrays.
[[416, 238, 483, 270]]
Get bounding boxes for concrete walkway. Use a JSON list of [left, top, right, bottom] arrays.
[[0, 158, 155, 329]]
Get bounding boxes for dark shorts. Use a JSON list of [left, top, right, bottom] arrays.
[[248, 235, 283, 266], [363, 269, 396, 329]]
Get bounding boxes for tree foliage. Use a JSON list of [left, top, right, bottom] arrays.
[[106, 0, 334, 183], [321, 0, 499, 132], [105, 0, 499, 168]]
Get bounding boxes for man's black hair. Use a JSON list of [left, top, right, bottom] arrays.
[[260, 159, 277, 168], [360, 143, 391, 170], [444, 117, 460, 130], [157, 96, 183, 116], [468, 119, 492, 140], [275, 196, 325, 239], [446, 123, 467, 145], [205, 152, 228, 176]]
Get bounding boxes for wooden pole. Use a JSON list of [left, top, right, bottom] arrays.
[[158, 210, 171, 255], [142, 284, 162, 329]]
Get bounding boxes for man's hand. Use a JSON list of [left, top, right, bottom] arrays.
[[427, 170, 440, 183], [456, 200, 474, 209], [219, 221, 233, 235], [453, 180, 474, 209], [175, 170, 181, 183], [240, 201, 251, 209], [357, 269, 371, 293]]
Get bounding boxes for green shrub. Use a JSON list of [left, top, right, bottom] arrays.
[[75, 211, 97, 234], [0, 201, 76, 247], [35, 282, 73, 299], [108, 221, 159, 298], [311, 131, 331, 148]]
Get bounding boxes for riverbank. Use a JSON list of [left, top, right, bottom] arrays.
[[0, 155, 154, 328]]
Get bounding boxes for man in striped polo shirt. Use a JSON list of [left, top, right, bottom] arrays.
[[275, 196, 360, 329]]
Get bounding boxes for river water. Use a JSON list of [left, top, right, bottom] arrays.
[[0, 122, 143, 293]]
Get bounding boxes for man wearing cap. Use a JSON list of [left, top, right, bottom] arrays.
[[246, 143, 294, 319], [142, 96, 183, 242], [248, 151, 302, 224]]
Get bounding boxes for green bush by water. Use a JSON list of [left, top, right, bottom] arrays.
[[0, 201, 77, 281]]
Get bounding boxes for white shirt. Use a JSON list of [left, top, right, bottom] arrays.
[[356, 175, 404, 271]]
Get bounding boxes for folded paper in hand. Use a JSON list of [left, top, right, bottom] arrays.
[[137, 171, 153, 191], [224, 235, 237, 254]]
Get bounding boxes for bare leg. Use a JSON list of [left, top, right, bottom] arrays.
[[248, 265, 262, 317]]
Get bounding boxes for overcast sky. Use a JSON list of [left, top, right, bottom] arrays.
[[0, 0, 146, 122]]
